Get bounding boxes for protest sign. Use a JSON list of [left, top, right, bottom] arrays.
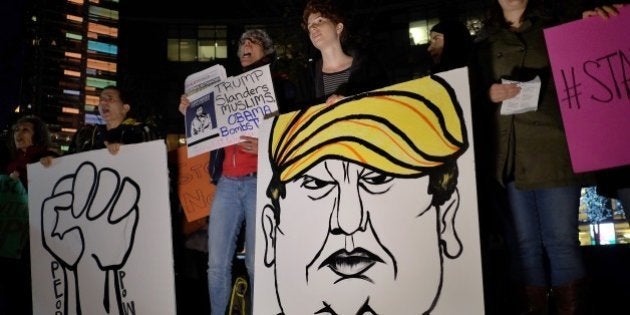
[[185, 64, 278, 157], [28, 140, 176, 315], [544, 7, 630, 172], [176, 146, 215, 222]]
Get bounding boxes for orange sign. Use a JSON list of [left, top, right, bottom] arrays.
[[176, 146, 215, 222]]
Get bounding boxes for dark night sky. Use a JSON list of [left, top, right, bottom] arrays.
[[0, 0, 483, 132], [0, 0, 28, 131]]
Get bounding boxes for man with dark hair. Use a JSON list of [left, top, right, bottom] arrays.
[[70, 85, 157, 154]]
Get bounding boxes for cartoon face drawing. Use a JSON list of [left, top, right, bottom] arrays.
[[261, 75, 468, 314], [269, 159, 458, 314]]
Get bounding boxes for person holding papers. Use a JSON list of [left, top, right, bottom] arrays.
[[474, 1, 623, 314], [179, 29, 296, 315]]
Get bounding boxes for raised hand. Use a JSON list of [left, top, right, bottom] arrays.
[[41, 161, 140, 315], [179, 94, 190, 115]]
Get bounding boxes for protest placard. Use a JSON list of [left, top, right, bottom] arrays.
[[176, 146, 215, 222], [185, 64, 278, 157], [544, 7, 630, 172]]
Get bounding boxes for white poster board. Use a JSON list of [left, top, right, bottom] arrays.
[[185, 64, 279, 157], [28, 140, 176, 315], [254, 67, 485, 314]]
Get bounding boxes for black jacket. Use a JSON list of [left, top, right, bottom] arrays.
[[69, 118, 158, 154], [297, 50, 391, 107]]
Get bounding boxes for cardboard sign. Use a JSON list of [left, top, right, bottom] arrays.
[[176, 146, 215, 222], [28, 141, 176, 315], [544, 7, 630, 172]]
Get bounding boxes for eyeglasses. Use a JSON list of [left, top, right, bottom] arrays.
[[307, 17, 330, 31], [240, 38, 263, 47]]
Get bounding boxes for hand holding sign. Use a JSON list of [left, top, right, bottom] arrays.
[[544, 5, 630, 172]]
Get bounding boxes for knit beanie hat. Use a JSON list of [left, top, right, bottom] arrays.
[[238, 29, 275, 57]]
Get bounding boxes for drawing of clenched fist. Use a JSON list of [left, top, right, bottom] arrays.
[[41, 161, 140, 315]]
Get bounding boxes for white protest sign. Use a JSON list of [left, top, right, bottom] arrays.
[[28, 140, 176, 315], [185, 64, 278, 157]]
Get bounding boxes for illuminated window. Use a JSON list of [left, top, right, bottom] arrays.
[[409, 18, 439, 45], [64, 89, 81, 96], [62, 107, 80, 114], [64, 69, 81, 77], [66, 14, 83, 23], [409, 17, 481, 46], [85, 94, 100, 105], [168, 39, 197, 62], [88, 22, 118, 38], [65, 52, 82, 59], [87, 58, 117, 72], [66, 32, 83, 41], [88, 40, 118, 55], [89, 6, 119, 21], [198, 39, 228, 61], [86, 76, 116, 89], [168, 25, 227, 62]]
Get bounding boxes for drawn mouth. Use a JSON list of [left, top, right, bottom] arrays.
[[319, 248, 383, 277]]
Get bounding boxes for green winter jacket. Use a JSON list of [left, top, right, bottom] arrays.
[[474, 16, 594, 190]]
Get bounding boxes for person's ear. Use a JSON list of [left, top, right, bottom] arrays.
[[262, 205, 278, 267], [438, 188, 463, 259], [122, 103, 131, 115], [336, 23, 343, 33]]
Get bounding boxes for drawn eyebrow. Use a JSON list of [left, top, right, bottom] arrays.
[[314, 301, 337, 314]]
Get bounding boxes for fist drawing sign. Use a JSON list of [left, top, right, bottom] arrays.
[[41, 161, 140, 315]]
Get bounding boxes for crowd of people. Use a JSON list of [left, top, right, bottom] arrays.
[[0, 85, 158, 314], [1, 0, 627, 314]]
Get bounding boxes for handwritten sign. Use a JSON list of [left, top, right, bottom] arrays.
[[28, 141, 176, 315], [544, 7, 630, 172], [176, 146, 215, 222], [253, 68, 485, 314], [185, 64, 278, 157], [0, 175, 29, 259]]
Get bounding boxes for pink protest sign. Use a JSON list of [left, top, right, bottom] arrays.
[[544, 7, 630, 173]]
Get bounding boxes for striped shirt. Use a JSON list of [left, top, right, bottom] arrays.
[[323, 68, 351, 96]]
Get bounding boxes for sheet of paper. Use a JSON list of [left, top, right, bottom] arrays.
[[500, 76, 541, 115], [184, 64, 227, 95]]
